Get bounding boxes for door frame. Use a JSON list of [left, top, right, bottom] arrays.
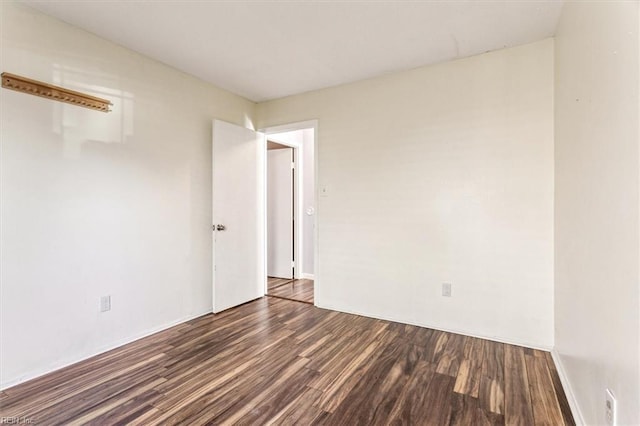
[[260, 120, 319, 305]]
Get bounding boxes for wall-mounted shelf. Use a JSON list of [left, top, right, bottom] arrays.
[[1, 72, 112, 112]]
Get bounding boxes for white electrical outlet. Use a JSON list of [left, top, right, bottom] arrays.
[[100, 295, 111, 312], [442, 283, 452, 297], [605, 388, 617, 426]]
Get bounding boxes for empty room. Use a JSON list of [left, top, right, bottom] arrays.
[[1, 1, 639, 425]]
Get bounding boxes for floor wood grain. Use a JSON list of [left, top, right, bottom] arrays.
[[0, 297, 574, 425], [267, 277, 314, 304]]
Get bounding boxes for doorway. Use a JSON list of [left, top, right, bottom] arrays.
[[264, 123, 316, 304], [266, 141, 294, 280]]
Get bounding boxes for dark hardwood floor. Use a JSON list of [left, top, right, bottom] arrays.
[[0, 297, 573, 425], [267, 277, 314, 304]]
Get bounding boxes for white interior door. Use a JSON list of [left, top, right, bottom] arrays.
[[267, 148, 294, 279], [212, 120, 265, 313]]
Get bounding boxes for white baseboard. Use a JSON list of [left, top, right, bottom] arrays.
[[315, 301, 553, 351], [551, 349, 585, 425], [0, 309, 210, 391], [301, 273, 315, 280]]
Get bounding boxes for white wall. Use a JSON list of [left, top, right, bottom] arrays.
[[554, 2, 640, 425], [258, 39, 555, 348], [0, 2, 255, 388]]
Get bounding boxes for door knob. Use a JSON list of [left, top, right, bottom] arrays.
[[216, 224, 226, 231]]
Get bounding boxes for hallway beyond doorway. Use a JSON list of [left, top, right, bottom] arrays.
[[267, 277, 314, 304]]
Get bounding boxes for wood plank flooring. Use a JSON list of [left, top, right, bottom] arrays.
[[267, 277, 314, 304], [0, 297, 574, 425]]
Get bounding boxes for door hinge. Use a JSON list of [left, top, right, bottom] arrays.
[[291, 260, 295, 268]]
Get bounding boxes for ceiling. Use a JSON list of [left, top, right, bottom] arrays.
[[25, 1, 564, 102]]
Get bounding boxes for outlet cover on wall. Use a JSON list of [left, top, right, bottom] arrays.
[[442, 283, 452, 297], [100, 295, 111, 312], [605, 388, 617, 426]]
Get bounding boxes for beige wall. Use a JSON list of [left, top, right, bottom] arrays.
[[554, 1, 640, 424], [0, 2, 255, 388], [258, 39, 555, 348]]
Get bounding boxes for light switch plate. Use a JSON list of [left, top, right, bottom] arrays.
[[442, 283, 452, 297], [100, 295, 111, 312]]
